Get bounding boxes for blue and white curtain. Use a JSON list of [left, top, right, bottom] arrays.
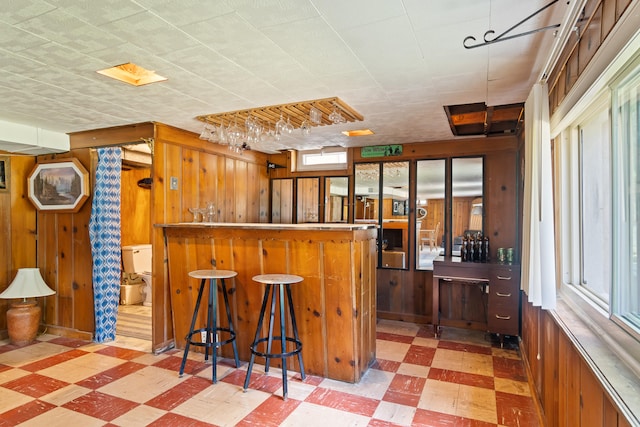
[[89, 147, 122, 342]]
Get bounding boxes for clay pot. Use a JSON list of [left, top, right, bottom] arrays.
[[6, 302, 40, 346]]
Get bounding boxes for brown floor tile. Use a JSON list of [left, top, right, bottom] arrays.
[[2, 373, 69, 398], [495, 390, 540, 426], [76, 361, 147, 389], [236, 394, 302, 426], [428, 367, 495, 390], [403, 344, 437, 366], [145, 376, 212, 411], [62, 390, 139, 421], [305, 387, 380, 417], [0, 399, 56, 426], [19, 349, 88, 372]]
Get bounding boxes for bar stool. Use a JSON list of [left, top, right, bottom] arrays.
[[179, 269, 240, 383], [243, 274, 305, 400]]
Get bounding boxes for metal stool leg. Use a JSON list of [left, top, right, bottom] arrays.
[[265, 284, 277, 373], [243, 283, 271, 391], [279, 284, 289, 399], [210, 277, 218, 383], [179, 278, 206, 377], [221, 278, 240, 368], [286, 284, 305, 380]]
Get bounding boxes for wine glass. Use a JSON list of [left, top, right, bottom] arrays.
[[206, 202, 215, 222], [275, 113, 286, 135], [218, 119, 228, 145], [199, 123, 213, 140], [188, 207, 201, 222], [284, 116, 294, 134], [300, 119, 311, 136]]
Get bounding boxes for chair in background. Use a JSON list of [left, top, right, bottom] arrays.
[[420, 221, 440, 252]]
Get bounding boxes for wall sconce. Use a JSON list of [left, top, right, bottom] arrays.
[[0, 268, 56, 346]]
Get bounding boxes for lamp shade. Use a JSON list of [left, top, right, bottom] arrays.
[[0, 268, 55, 299]]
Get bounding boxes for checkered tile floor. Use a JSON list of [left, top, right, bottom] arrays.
[[0, 319, 540, 426]]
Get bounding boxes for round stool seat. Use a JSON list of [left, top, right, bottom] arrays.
[[189, 269, 237, 280], [252, 274, 302, 285]]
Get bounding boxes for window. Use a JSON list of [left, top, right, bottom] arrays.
[[612, 60, 640, 334], [559, 93, 611, 310], [579, 104, 612, 304], [558, 54, 640, 340], [295, 148, 348, 171]]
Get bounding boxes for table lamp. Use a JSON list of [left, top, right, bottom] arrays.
[[0, 268, 55, 345]]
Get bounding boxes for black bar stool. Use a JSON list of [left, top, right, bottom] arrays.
[[179, 269, 239, 383], [243, 274, 305, 400]]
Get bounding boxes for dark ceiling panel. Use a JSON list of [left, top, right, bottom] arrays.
[[444, 102, 524, 137]]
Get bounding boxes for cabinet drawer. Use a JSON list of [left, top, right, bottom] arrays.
[[488, 281, 516, 299], [490, 266, 519, 284], [488, 308, 519, 335]]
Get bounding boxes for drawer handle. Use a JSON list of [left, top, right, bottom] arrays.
[[495, 314, 511, 320], [496, 292, 512, 297], [497, 275, 512, 280]]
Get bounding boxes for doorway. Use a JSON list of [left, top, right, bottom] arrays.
[[116, 143, 152, 341]]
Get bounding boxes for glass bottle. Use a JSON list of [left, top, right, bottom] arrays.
[[461, 238, 468, 261], [482, 236, 490, 263]]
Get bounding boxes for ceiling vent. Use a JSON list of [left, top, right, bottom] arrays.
[[444, 102, 524, 137]]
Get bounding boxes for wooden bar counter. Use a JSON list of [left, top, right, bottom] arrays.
[[160, 222, 377, 383]]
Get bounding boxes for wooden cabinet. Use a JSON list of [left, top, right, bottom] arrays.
[[488, 265, 520, 336], [432, 259, 520, 337], [161, 222, 377, 383]]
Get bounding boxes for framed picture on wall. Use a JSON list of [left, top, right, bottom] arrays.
[[392, 199, 407, 216], [27, 158, 90, 213], [0, 157, 8, 192]]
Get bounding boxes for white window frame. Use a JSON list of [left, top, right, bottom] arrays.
[[295, 148, 348, 172], [555, 45, 640, 342], [557, 91, 612, 314]]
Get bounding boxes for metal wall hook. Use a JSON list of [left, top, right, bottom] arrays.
[[463, 0, 560, 49]]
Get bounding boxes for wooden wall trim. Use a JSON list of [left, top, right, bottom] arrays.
[[352, 135, 518, 162], [69, 122, 155, 149]]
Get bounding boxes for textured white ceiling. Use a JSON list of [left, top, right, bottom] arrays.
[[0, 0, 569, 153]]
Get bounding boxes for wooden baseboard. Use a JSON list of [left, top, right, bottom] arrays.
[[519, 339, 548, 427], [153, 339, 175, 355], [43, 325, 93, 341], [377, 312, 431, 324]]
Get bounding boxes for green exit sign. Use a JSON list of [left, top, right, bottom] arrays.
[[361, 145, 403, 158]]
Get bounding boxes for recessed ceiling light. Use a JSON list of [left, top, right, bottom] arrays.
[[97, 62, 167, 86], [342, 129, 374, 137]]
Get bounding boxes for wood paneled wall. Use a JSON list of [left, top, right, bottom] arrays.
[[0, 123, 270, 347], [378, 137, 520, 322], [0, 155, 37, 336], [521, 300, 634, 426], [548, 0, 632, 114], [36, 150, 95, 339], [121, 167, 151, 246], [150, 124, 269, 351]]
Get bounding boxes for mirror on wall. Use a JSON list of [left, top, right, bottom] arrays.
[[380, 162, 409, 269], [271, 178, 293, 223], [415, 159, 445, 270], [451, 157, 483, 257], [325, 177, 349, 222], [297, 177, 320, 223], [354, 163, 380, 222]]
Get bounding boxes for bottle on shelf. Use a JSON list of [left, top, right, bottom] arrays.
[[461, 238, 468, 261], [482, 236, 490, 263]]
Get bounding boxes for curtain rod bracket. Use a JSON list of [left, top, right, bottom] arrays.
[[463, 0, 560, 49]]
